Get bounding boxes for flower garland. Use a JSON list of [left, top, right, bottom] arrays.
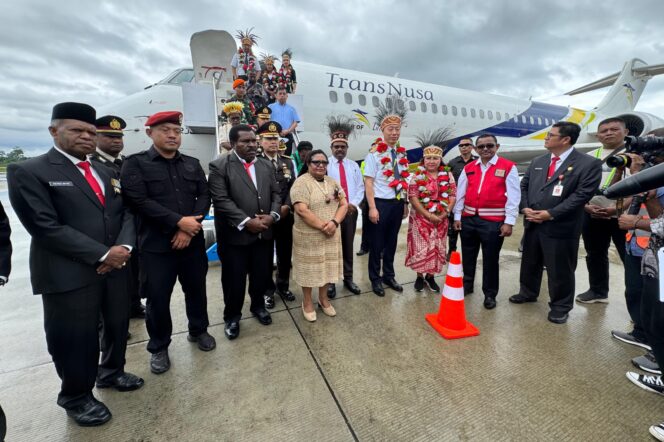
[[373, 137, 410, 197], [277, 66, 293, 91], [413, 165, 452, 215], [237, 48, 257, 74]]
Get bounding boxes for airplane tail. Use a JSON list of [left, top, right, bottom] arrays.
[[565, 58, 664, 116]]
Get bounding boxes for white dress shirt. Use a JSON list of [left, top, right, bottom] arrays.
[[548, 146, 574, 175], [363, 147, 406, 200], [453, 154, 521, 225], [327, 156, 365, 206]]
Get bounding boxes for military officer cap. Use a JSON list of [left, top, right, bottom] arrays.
[[255, 106, 272, 119], [96, 115, 126, 137], [51, 102, 96, 125], [145, 111, 183, 127], [256, 121, 282, 138]]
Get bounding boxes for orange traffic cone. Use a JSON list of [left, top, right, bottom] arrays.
[[425, 251, 479, 339]]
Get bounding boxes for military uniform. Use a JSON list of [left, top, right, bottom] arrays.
[[120, 112, 212, 358]]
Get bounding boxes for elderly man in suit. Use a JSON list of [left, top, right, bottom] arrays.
[[509, 121, 602, 324], [7, 102, 143, 427], [208, 124, 281, 340]]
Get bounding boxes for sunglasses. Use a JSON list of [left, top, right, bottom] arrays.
[[310, 160, 329, 166], [458, 143, 473, 147], [476, 143, 496, 150]]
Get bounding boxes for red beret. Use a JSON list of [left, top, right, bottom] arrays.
[[232, 79, 245, 89], [145, 111, 183, 127]]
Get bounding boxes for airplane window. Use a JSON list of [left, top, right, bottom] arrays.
[[545, 118, 549, 125], [442, 105, 448, 115], [462, 107, 468, 117], [329, 91, 338, 103], [488, 110, 493, 120], [431, 103, 438, 114], [452, 106, 458, 116], [167, 69, 195, 84], [344, 93, 352, 105], [529, 116, 534, 125], [537, 117, 542, 125], [496, 111, 502, 121], [469, 108, 475, 118], [359, 95, 367, 106], [372, 96, 379, 107], [421, 102, 427, 113], [409, 101, 416, 111], [521, 116, 526, 124], [479, 109, 485, 119]]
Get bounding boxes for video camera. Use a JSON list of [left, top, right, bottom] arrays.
[[605, 135, 664, 168]]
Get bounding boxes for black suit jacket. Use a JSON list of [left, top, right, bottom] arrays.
[[521, 148, 602, 238], [89, 151, 123, 176], [0, 201, 12, 278], [7, 148, 135, 294], [208, 152, 281, 246]]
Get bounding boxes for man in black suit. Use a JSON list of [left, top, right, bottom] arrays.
[[208, 124, 281, 340], [91, 115, 146, 319], [0, 201, 11, 285], [121, 111, 215, 375], [7, 102, 143, 427], [509, 121, 602, 324]]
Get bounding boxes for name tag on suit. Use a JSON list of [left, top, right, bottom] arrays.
[[49, 181, 74, 187]]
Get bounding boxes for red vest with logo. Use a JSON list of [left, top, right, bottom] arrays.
[[462, 157, 515, 222], [625, 204, 651, 251]]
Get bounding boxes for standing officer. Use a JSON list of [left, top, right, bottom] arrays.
[[121, 111, 215, 375], [510, 122, 602, 324], [446, 138, 477, 255], [453, 134, 520, 309], [326, 115, 363, 297], [255, 105, 272, 129], [91, 115, 145, 319], [8, 102, 143, 427], [258, 121, 297, 308]]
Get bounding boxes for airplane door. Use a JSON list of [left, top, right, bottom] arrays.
[[190, 30, 236, 86]]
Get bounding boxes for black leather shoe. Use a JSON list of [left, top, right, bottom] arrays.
[[483, 297, 497, 310], [509, 293, 538, 304], [464, 285, 474, 296], [277, 288, 296, 302], [150, 350, 170, 374], [356, 248, 368, 256], [372, 281, 385, 297], [251, 308, 272, 325], [225, 320, 240, 340], [96, 372, 145, 391], [66, 398, 112, 427], [548, 311, 569, 324], [130, 303, 146, 319], [126, 331, 132, 341], [382, 278, 403, 292], [327, 284, 337, 299], [344, 280, 361, 295], [187, 331, 216, 351]]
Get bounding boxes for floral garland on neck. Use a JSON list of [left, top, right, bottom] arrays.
[[277, 65, 293, 88], [237, 48, 257, 74], [413, 165, 452, 215], [373, 137, 410, 197]]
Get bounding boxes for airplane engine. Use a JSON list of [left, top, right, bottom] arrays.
[[615, 112, 664, 136]]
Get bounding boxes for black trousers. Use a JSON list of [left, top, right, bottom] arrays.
[[642, 276, 664, 368], [142, 246, 209, 354], [127, 252, 142, 308], [275, 213, 294, 290], [340, 208, 358, 281], [360, 199, 371, 252], [368, 199, 404, 283], [624, 253, 646, 342], [460, 216, 504, 298], [581, 214, 626, 296], [283, 134, 295, 156], [42, 275, 129, 408], [519, 224, 581, 313], [219, 239, 272, 322], [447, 213, 459, 252]]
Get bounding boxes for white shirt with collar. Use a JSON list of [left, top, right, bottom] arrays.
[[94, 148, 120, 164], [327, 156, 364, 207], [453, 154, 521, 225], [363, 146, 406, 200], [548, 146, 574, 175]]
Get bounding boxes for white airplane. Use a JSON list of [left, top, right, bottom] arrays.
[[98, 30, 664, 170]]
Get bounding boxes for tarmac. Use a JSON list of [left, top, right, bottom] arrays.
[[0, 182, 660, 442]]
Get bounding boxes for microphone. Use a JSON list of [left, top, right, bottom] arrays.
[[604, 162, 664, 199]]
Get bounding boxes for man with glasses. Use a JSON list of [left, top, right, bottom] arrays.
[[510, 122, 601, 324], [453, 134, 520, 309], [447, 138, 478, 254], [122, 111, 215, 374]]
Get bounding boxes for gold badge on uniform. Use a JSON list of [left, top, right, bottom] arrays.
[[111, 178, 122, 194], [110, 118, 121, 130], [268, 123, 277, 133], [494, 169, 506, 177]]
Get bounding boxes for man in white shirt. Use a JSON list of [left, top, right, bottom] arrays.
[[326, 116, 364, 297]]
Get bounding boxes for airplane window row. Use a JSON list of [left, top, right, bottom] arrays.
[[328, 91, 553, 127]]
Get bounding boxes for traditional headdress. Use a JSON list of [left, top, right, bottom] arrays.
[[235, 28, 259, 46], [326, 115, 355, 145], [223, 101, 244, 115], [415, 128, 454, 158], [260, 52, 277, 65], [281, 48, 293, 58], [374, 95, 407, 131]]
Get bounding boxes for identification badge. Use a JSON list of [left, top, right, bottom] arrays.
[[552, 184, 563, 197], [494, 169, 506, 177], [49, 181, 73, 187]]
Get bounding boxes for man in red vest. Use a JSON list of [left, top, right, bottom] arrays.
[[453, 133, 520, 309]]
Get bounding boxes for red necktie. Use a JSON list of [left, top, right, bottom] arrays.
[[243, 161, 255, 186], [77, 161, 105, 206], [547, 156, 560, 180], [338, 160, 349, 198]]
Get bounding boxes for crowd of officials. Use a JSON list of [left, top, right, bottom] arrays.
[[4, 91, 664, 437]]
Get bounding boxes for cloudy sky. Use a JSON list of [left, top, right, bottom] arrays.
[[2, 0, 664, 154]]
